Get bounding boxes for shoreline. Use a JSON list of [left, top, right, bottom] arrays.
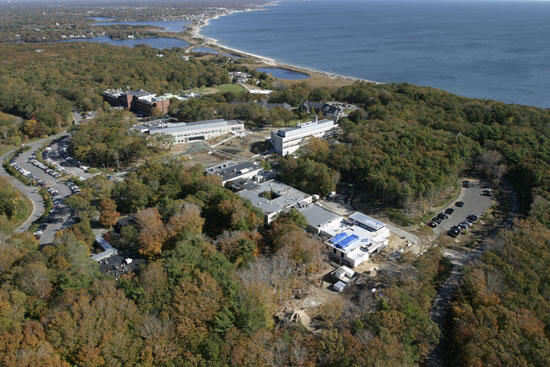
[[188, 2, 380, 85]]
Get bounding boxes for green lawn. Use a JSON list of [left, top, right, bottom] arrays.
[[0, 144, 15, 156], [192, 84, 246, 95], [216, 84, 246, 93]]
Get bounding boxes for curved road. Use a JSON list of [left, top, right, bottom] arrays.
[[0, 132, 68, 235]]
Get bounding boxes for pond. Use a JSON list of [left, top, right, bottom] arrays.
[[192, 46, 241, 58], [256, 67, 310, 80], [61, 36, 189, 49]]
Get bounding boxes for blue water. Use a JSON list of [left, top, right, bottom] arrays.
[[204, 0, 550, 107], [192, 46, 234, 57], [92, 20, 190, 33], [257, 67, 310, 79], [62, 36, 189, 49]]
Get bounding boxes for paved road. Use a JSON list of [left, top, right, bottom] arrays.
[[433, 181, 492, 236], [0, 150, 45, 233], [424, 181, 520, 367]]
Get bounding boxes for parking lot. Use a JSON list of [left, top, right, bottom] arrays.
[[13, 140, 77, 244], [45, 137, 95, 180], [432, 180, 493, 237]]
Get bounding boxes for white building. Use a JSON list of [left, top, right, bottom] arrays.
[[270, 119, 338, 156], [205, 161, 263, 186], [147, 119, 245, 144], [237, 180, 312, 223], [229, 71, 251, 84], [323, 212, 390, 268]]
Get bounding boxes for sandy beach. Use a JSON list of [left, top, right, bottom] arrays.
[[187, 3, 379, 84]]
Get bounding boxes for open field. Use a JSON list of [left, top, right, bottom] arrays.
[[193, 83, 246, 95], [170, 127, 272, 168]]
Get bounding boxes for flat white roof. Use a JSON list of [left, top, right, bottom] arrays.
[[299, 204, 340, 229], [349, 212, 386, 231], [276, 119, 335, 138], [148, 119, 243, 135]]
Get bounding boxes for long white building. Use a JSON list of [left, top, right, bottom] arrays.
[[147, 119, 245, 144], [270, 119, 338, 155]]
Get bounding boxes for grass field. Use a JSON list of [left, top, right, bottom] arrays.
[[217, 84, 246, 93], [193, 84, 246, 95], [0, 144, 15, 156]]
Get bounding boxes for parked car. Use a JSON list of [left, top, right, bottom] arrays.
[[481, 189, 491, 196], [462, 180, 471, 187], [445, 208, 454, 215], [455, 201, 465, 207], [448, 227, 461, 237], [467, 214, 479, 222], [428, 221, 438, 228]]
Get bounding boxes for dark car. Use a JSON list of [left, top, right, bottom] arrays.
[[428, 221, 438, 228], [481, 190, 491, 196], [38, 223, 48, 230], [467, 214, 479, 222], [455, 201, 465, 207], [448, 227, 461, 237], [459, 222, 469, 230], [445, 208, 454, 215], [462, 180, 471, 187], [437, 213, 448, 220]]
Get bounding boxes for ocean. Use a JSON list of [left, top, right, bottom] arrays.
[[203, 0, 550, 107]]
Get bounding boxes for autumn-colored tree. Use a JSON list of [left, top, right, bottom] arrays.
[[217, 198, 261, 232], [98, 198, 119, 228], [0, 321, 69, 367], [172, 270, 223, 348], [136, 207, 167, 258], [15, 261, 52, 300], [216, 231, 259, 267], [165, 203, 204, 237]]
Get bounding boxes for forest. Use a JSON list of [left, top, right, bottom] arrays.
[[0, 177, 32, 233], [69, 111, 171, 169], [449, 217, 550, 366], [0, 42, 231, 144]]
